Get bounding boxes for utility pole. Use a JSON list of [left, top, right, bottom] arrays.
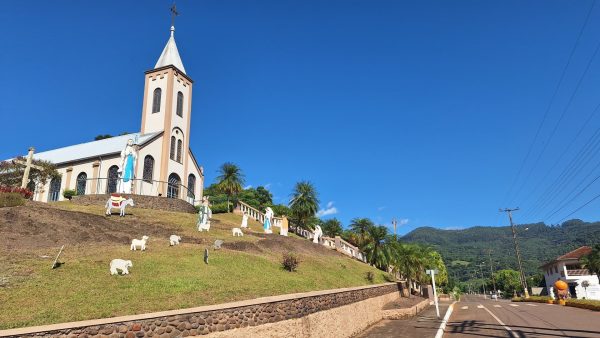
[[477, 264, 487, 299], [500, 207, 530, 298], [487, 249, 497, 299], [392, 218, 398, 239]]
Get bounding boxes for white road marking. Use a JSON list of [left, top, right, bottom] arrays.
[[461, 306, 469, 310], [494, 305, 502, 308], [477, 305, 484, 308], [509, 304, 519, 307], [526, 303, 538, 307], [479, 304, 517, 338], [434, 301, 457, 338]]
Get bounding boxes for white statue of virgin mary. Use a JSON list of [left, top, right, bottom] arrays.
[[118, 139, 138, 194]]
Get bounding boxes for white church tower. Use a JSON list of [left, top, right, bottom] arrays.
[[140, 25, 196, 195]]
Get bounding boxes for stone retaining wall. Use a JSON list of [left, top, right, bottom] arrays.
[[70, 195, 197, 214], [382, 299, 430, 320], [0, 283, 401, 338]]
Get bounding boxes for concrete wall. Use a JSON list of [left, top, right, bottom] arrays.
[[71, 194, 197, 214], [0, 283, 401, 338]]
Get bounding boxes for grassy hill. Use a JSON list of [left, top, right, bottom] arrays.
[[402, 220, 600, 282], [0, 202, 387, 329]]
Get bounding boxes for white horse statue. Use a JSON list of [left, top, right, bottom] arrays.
[[105, 195, 134, 217]]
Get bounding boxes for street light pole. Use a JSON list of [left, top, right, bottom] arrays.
[[500, 207, 530, 298]]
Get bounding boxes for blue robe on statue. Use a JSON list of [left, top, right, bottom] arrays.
[[263, 217, 271, 230], [123, 154, 134, 182]]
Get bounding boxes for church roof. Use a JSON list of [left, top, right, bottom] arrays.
[[31, 132, 162, 165], [154, 26, 186, 74]]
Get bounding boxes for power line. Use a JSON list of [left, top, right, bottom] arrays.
[[502, 0, 597, 206], [556, 191, 600, 224], [510, 36, 600, 207]]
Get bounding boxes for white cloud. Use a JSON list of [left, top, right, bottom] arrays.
[[399, 218, 409, 226], [317, 201, 338, 217], [442, 226, 464, 230], [264, 183, 272, 189], [243, 185, 253, 190], [377, 206, 386, 211]]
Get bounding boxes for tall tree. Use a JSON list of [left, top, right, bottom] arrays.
[[215, 162, 245, 212], [321, 218, 343, 237], [362, 225, 390, 270], [349, 218, 374, 246], [582, 245, 600, 276], [289, 181, 319, 230]]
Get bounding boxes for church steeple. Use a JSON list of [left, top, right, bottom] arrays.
[[154, 25, 186, 74]]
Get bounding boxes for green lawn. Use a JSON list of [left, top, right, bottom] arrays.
[[0, 205, 387, 329]]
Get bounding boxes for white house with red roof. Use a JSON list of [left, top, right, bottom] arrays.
[[541, 246, 600, 300]]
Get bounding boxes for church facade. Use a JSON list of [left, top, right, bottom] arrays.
[[30, 25, 204, 205]]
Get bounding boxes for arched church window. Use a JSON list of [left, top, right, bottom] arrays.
[[76, 172, 87, 195], [187, 174, 196, 199], [48, 177, 62, 202], [167, 173, 181, 199], [170, 136, 176, 160], [176, 91, 184, 117], [143, 155, 154, 182], [106, 165, 119, 194], [177, 139, 183, 163], [152, 88, 162, 113]]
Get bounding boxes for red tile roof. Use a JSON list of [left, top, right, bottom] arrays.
[[556, 246, 592, 261]]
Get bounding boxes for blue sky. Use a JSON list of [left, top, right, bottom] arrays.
[[2, 1, 600, 234]]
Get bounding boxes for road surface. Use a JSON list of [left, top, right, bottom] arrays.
[[445, 294, 600, 337]]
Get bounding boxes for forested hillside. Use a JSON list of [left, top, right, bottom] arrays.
[[402, 219, 600, 282]]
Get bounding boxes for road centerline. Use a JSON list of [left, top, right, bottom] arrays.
[[479, 303, 517, 338]]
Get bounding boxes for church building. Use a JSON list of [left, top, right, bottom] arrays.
[[29, 24, 204, 205]]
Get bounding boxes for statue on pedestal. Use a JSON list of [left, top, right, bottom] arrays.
[[118, 139, 138, 194], [197, 196, 212, 231], [264, 207, 274, 233], [313, 225, 323, 244], [241, 212, 249, 228]]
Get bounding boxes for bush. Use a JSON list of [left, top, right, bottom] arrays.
[[0, 193, 25, 208], [63, 189, 76, 200], [365, 271, 375, 283], [565, 299, 600, 311], [0, 186, 33, 199], [210, 202, 230, 214], [512, 296, 552, 303], [282, 252, 300, 272]]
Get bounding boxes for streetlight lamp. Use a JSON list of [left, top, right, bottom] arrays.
[[500, 208, 530, 298]]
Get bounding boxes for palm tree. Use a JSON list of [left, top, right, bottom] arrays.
[[582, 245, 600, 276], [289, 181, 319, 230], [362, 225, 390, 270], [321, 218, 343, 237], [392, 243, 421, 297], [215, 162, 245, 212], [349, 218, 374, 246]]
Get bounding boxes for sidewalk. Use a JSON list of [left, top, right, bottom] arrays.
[[355, 302, 450, 338]]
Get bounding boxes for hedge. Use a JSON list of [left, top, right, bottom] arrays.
[[565, 299, 600, 311], [0, 192, 25, 208], [512, 296, 552, 303]]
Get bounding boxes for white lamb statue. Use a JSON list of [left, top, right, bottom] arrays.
[[110, 259, 132, 275], [169, 235, 181, 246], [232, 228, 243, 237], [130, 235, 149, 251]]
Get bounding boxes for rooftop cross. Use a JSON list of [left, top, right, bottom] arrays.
[[170, 4, 179, 28]]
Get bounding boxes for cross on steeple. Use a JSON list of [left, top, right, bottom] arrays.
[[170, 4, 179, 27]]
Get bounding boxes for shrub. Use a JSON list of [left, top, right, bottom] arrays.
[[63, 189, 76, 200], [512, 296, 552, 303], [565, 299, 600, 311], [0, 186, 33, 199], [365, 271, 375, 283], [194, 202, 230, 214], [0, 193, 25, 208], [282, 252, 300, 272]]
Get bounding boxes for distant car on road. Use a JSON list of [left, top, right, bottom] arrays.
[[491, 294, 498, 300]]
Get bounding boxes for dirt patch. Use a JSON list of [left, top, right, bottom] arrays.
[[255, 234, 342, 257], [222, 241, 263, 253], [0, 202, 177, 251]]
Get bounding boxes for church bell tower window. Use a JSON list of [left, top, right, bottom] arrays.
[[152, 88, 162, 113], [176, 91, 184, 117]]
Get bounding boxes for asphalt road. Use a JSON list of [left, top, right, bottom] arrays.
[[445, 294, 600, 337]]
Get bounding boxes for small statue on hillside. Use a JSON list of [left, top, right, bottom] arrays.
[[241, 212, 249, 228], [197, 196, 211, 231], [264, 207, 274, 233], [118, 139, 138, 194], [313, 225, 323, 244]]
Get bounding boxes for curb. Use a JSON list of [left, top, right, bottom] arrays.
[[434, 301, 457, 338]]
